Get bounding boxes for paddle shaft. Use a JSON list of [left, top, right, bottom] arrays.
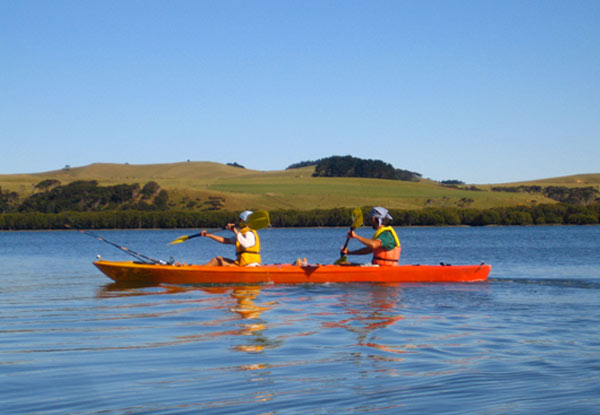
[[196, 222, 262, 240], [340, 226, 355, 257], [184, 228, 223, 241], [339, 208, 364, 259]]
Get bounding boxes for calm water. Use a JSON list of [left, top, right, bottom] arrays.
[[1, 226, 599, 414]]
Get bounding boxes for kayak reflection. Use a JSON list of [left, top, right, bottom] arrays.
[[98, 283, 282, 353], [96, 282, 433, 359], [325, 284, 411, 358], [229, 287, 281, 353]]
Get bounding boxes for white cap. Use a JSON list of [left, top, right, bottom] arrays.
[[239, 210, 253, 222], [370, 206, 392, 226]]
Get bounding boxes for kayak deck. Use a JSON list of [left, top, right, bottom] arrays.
[[94, 260, 491, 285]]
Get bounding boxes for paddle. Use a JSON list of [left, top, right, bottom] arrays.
[[335, 207, 363, 264], [168, 210, 271, 245]]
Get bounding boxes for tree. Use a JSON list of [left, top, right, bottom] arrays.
[[153, 190, 169, 210], [141, 181, 160, 199], [312, 155, 421, 181], [227, 162, 245, 169], [0, 186, 19, 213], [34, 179, 61, 192]]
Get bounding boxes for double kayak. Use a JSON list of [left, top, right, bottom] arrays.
[[94, 259, 491, 285]]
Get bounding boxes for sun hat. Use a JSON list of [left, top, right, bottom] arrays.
[[239, 210, 253, 222], [370, 206, 392, 226]]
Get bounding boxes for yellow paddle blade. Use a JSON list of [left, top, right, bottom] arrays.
[[351, 207, 363, 229], [168, 235, 190, 245], [245, 210, 270, 230], [334, 255, 348, 265]]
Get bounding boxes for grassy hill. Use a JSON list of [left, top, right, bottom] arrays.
[[499, 174, 600, 187], [1, 162, 599, 211]]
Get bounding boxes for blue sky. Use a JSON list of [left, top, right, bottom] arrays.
[[2, 1, 598, 183]]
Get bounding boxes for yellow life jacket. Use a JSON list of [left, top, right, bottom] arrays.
[[235, 227, 261, 266], [372, 226, 401, 266]]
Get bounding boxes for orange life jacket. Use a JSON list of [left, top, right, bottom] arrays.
[[235, 227, 261, 266], [372, 226, 401, 266]]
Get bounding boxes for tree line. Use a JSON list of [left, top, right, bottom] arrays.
[[287, 155, 422, 182], [1, 203, 598, 230]]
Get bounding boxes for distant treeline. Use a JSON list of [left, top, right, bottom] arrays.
[[270, 204, 600, 227], [287, 155, 422, 182], [1, 204, 598, 230], [491, 185, 599, 205]]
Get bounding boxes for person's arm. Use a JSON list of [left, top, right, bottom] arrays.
[[342, 246, 374, 256], [236, 229, 256, 249], [201, 228, 235, 245], [349, 230, 382, 250], [340, 230, 382, 256]]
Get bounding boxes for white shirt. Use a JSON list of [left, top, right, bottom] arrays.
[[236, 229, 256, 249]]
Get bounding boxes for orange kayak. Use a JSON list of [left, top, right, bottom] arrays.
[[94, 259, 491, 285]]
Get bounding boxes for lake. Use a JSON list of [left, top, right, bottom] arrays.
[[1, 226, 599, 414]]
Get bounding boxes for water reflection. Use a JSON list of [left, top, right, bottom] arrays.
[[329, 284, 411, 359], [229, 287, 281, 353], [97, 281, 493, 374], [99, 281, 192, 297], [98, 283, 281, 354]]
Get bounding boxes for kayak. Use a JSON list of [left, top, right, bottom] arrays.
[[94, 259, 491, 285]]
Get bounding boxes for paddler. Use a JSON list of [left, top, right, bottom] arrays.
[[340, 206, 401, 266], [200, 210, 262, 267]]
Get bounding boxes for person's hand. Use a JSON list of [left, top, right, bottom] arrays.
[[201, 230, 207, 237], [347, 230, 357, 239], [340, 246, 349, 255], [225, 223, 235, 231]]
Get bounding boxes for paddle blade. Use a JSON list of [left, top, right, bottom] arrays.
[[351, 207, 363, 229], [168, 235, 189, 245], [245, 210, 270, 230], [334, 255, 348, 265], [337, 208, 363, 260]]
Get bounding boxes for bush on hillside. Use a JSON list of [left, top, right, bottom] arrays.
[[16, 180, 168, 213]]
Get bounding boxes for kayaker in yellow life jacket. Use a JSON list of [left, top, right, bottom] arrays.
[[200, 210, 262, 267], [340, 206, 401, 266]]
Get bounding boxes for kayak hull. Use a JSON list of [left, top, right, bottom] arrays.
[[94, 260, 491, 285]]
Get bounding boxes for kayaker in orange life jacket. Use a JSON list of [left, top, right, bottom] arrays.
[[340, 206, 401, 266], [200, 210, 262, 267]]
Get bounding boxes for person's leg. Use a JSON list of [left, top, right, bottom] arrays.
[[203, 256, 222, 266], [203, 256, 237, 266], [219, 257, 238, 267]]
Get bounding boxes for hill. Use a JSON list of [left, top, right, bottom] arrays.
[[1, 162, 599, 212]]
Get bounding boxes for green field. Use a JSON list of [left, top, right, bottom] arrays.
[[1, 162, 599, 211]]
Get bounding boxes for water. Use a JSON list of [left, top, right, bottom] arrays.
[[1, 226, 599, 414]]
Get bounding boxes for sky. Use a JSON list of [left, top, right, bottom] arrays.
[[1, 1, 599, 184]]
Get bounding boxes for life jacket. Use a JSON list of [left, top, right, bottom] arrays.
[[235, 227, 261, 266], [372, 226, 401, 266]]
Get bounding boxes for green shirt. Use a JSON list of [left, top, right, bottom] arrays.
[[376, 230, 396, 251]]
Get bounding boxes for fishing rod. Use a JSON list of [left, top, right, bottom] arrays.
[[68, 225, 170, 265]]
